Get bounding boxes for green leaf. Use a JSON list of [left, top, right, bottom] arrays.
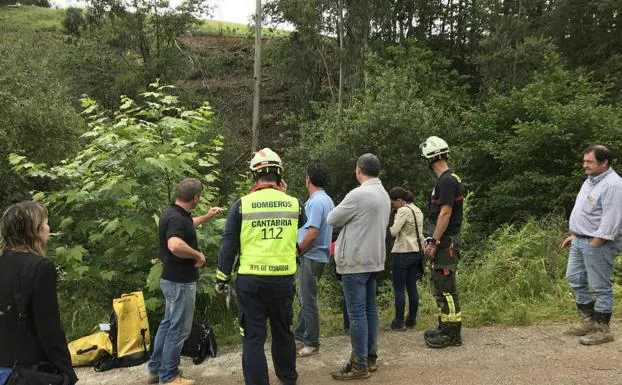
[[89, 233, 104, 243], [72, 266, 89, 276], [66, 245, 87, 262], [32, 192, 46, 201], [8, 154, 26, 165], [100, 270, 116, 281], [122, 219, 140, 237], [146, 262, 163, 292], [59, 217, 74, 229], [102, 218, 120, 234], [161, 95, 178, 105], [145, 297, 163, 312], [119, 98, 133, 110]]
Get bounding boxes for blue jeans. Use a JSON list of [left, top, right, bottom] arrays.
[[0, 368, 12, 385], [342, 293, 350, 331], [341, 273, 378, 368], [295, 257, 325, 347], [148, 279, 196, 384], [392, 252, 423, 322], [566, 237, 622, 313]]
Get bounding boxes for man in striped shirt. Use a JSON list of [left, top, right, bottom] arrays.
[[562, 144, 622, 345]]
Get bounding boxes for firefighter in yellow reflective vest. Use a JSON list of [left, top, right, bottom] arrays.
[[420, 136, 465, 349], [216, 148, 306, 385]]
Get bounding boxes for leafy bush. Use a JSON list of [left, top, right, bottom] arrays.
[[62, 7, 85, 36], [11, 82, 225, 316], [461, 65, 622, 234], [285, 45, 467, 206]]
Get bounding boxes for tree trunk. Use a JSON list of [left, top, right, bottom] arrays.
[[251, 0, 262, 153]]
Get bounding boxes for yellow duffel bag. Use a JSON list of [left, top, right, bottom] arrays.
[[68, 331, 113, 367]]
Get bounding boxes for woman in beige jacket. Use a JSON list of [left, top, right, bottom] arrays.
[[388, 187, 425, 331]]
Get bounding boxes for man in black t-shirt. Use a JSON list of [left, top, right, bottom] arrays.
[[148, 178, 222, 385], [419, 136, 465, 349]]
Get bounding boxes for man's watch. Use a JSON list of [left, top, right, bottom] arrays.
[[431, 238, 441, 246]]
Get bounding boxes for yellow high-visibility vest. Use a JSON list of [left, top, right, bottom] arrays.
[[239, 188, 299, 276]]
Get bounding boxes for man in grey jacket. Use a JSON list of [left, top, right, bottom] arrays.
[[327, 153, 391, 380]]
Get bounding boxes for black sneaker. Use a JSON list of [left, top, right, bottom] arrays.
[[331, 362, 371, 381], [390, 319, 406, 331], [405, 318, 416, 329], [425, 333, 462, 348]]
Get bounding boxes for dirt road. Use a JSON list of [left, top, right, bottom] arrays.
[[75, 322, 622, 385]]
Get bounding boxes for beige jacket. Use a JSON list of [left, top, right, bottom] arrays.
[[389, 203, 425, 253]]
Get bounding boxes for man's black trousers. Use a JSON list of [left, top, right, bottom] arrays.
[[430, 267, 462, 327], [236, 274, 298, 385]]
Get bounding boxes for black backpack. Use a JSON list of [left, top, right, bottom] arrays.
[[181, 321, 217, 365]]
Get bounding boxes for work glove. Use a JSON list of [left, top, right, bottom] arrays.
[[215, 281, 230, 295]]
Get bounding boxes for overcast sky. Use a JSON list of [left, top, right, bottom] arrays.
[[208, 0, 255, 24], [49, 0, 257, 24]]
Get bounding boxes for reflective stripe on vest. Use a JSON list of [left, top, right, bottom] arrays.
[[239, 188, 299, 276]]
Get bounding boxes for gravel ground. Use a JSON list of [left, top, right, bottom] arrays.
[[75, 322, 622, 385]]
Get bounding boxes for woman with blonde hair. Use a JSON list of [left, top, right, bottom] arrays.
[[388, 187, 425, 331], [0, 202, 78, 385]]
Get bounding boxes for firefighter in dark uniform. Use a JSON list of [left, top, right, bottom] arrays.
[[216, 148, 306, 385], [419, 136, 465, 349]]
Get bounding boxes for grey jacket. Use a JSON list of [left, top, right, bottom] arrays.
[[327, 178, 391, 274]]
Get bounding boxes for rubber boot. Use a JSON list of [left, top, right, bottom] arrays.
[[566, 302, 596, 336], [425, 322, 462, 348], [580, 312, 614, 345], [424, 316, 442, 339]]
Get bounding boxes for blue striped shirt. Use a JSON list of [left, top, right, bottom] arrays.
[[569, 167, 622, 240]]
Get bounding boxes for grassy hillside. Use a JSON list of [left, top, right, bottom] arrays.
[[0, 6, 83, 207], [0, 6, 64, 31], [0, 6, 286, 37]]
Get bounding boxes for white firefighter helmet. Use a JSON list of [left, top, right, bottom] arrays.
[[420, 136, 450, 160], [249, 148, 283, 174]]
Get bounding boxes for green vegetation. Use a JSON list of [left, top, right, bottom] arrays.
[[194, 19, 290, 38], [0, 6, 62, 29], [0, 6, 83, 210], [10, 84, 239, 340], [316, 215, 622, 334], [2, 2, 622, 344]]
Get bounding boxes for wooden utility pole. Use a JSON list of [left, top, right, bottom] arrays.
[[337, 0, 344, 117], [251, 0, 262, 153]]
